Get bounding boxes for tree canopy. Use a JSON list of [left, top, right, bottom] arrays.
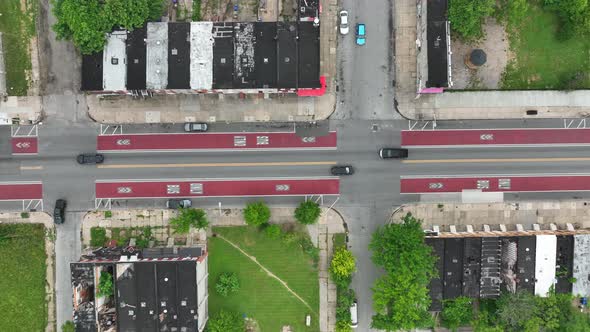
[[294, 200, 322, 225], [543, 0, 590, 39], [51, 0, 164, 54], [448, 0, 495, 41], [329, 247, 356, 287], [215, 272, 240, 297], [169, 208, 209, 234], [368, 213, 437, 330], [441, 296, 473, 331]]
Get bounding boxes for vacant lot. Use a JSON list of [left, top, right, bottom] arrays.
[[0, 0, 36, 95], [501, 3, 590, 89], [0, 224, 47, 331], [209, 226, 319, 331]]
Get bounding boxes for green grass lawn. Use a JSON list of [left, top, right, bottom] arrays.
[[0, 224, 48, 332], [209, 226, 320, 331], [501, 3, 590, 89], [0, 0, 36, 95]]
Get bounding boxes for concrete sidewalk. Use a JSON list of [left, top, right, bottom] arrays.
[[392, 200, 590, 230], [394, 0, 590, 120], [0, 96, 42, 124]]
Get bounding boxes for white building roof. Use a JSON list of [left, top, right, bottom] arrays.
[[146, 22, 168, 89], [190, 22, 214, 90], [534, 235, 557, 297], [103, 30, 127, 90], [572, 234, 590, 297]]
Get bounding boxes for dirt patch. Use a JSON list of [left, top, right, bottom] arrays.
[[450, 18, 511, 89], [201, 0, 258, 21]]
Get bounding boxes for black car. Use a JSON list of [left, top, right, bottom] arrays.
[[331, 165, 354, 176], [54, 199, 66, 224], [379, 148, 409, 159], [77, 153, 105, 164], [166, 199, 192, 209]]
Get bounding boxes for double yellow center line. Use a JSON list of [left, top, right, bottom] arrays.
[[403, 157, 590, 164], [98, 161, 337, 169]]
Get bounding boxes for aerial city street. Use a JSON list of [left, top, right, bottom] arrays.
[[1, 0, 590, 331]]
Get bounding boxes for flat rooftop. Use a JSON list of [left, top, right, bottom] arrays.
[[426, 0, 449, 88]]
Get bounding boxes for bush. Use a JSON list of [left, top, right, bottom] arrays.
[[207, 310, 245, 332], [243, 201, 270, 226], [299, 235, 320, 265], [169, 208, 209, 234], [97, 271, 113, 297], [336, 288, 355, 321], [61, 321, 75, 332], [135, 226, 153, 248], [295, 200, 322, 225], [20, 212, 30, 218], [215, 272, 240, 297], [282, 231, 298, 245], [104, 210, 112, 218], [335, 319, 352, 332], [264, 224, 282, 239], [330, 248, 356, 287], [90, 227, 107, 247]]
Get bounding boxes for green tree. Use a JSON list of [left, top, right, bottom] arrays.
[[207, 310, 245, 332], [169, 208, 209, 234], [97, 271, 114, 297], [441, 296, 473, 331], [215, 272, 240, 297], [448, 0, 495, 41], [544, 0, 590, 39], [335, 319, 352, 332], [294, 200, 322, 225], [330, 248, 356, 287], [243, 201, 270, 226], [368, 213, 437, 331], [61, 321, 75, 332], [496, 290, 538, 330]]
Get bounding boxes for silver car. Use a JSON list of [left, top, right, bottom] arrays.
[[184, 122, 208, 132], [339, 10, 349, 35]]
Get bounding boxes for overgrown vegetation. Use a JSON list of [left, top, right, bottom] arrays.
[[448, 0, 495, 41], [295, 200, 322, 225], [0, 0, 37, 95], [209, 225, 319, 331], [0, 224, 47, 331], [192, 0, 202, 21], [331, 235, 355, 332], [243, 201, 271, 226], [169, 208, 209, 234], [90, 227, 107, 247], [97, 270, 114, 297], [369, 213, 437, 330], [441, 296, 473, 331], [51, 0, 165, 54], [471, 289, 590, 331], [207, 309, 245, 332], [61, 320, 75, 332], [104, 210, 112, 218]]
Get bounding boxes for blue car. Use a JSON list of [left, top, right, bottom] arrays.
[[356, 23, 366, 45]]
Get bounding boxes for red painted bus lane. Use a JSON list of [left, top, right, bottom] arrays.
[[0, 182, 43, 200], [96, 177, 340, 199], [401, 175, 590, 194], [97, 131, 337, 152], [11, 137, 38, 154], [401, 128, 590, 147]]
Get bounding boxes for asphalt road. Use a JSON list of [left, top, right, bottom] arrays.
[[6, 118, 590, 330]]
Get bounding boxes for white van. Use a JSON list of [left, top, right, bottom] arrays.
[[350, 301, 358, 328]]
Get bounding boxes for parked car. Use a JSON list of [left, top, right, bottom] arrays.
[[331, 165, 354, 176], [184, 122, 209, 132], [350, 301, 358, 328], [339, 10, 349, 35], [77, 153, 104, 164], [166, 199, 192, 209], [356, 24, 366, 45], [54, 199, 66, 224], [379, 148, 409, 159]]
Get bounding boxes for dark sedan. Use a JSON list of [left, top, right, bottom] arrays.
[[331, 165, 355, 176], [77, 153, 105, 164]]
